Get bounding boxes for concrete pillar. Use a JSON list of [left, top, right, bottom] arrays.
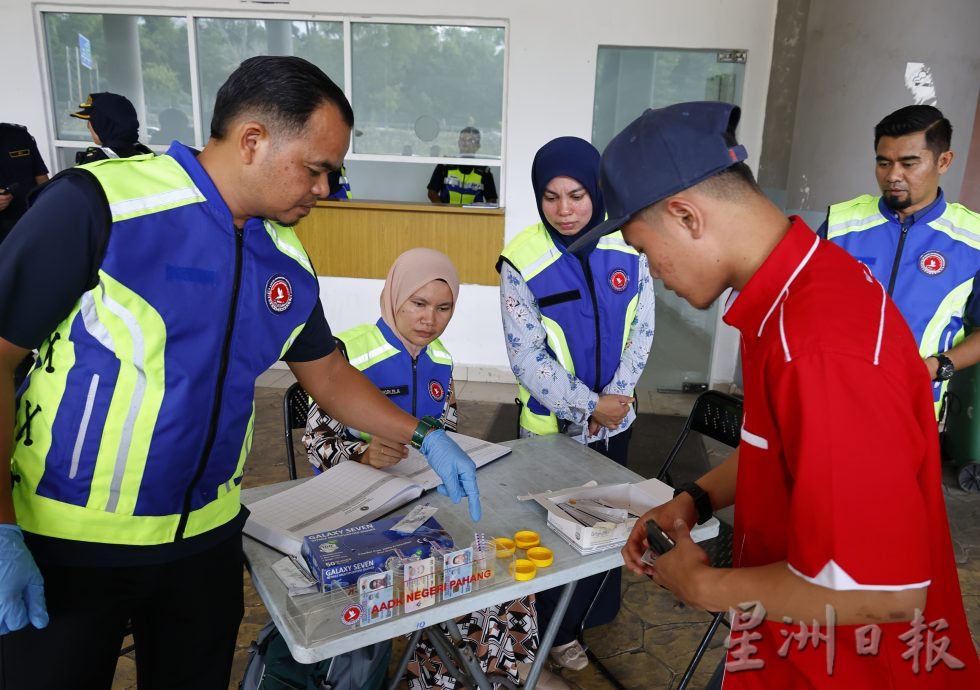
[[267, 20, 293, 56], [101, 14, 147, 141], [757, 0, 810, 209]]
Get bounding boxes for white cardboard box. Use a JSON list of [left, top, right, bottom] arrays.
[[527, 479, 719, 552]]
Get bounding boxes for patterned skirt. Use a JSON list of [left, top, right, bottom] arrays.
[[405, 596, 538, 689]]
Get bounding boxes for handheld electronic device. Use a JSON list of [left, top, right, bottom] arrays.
[[645, 519, 676, 556]]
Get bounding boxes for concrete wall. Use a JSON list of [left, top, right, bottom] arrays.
[[2, 0, 779, 380], [781, 0, 980, 227]]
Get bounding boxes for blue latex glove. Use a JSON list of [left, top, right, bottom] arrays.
[[420, 429, 482, 522], [0, 524, 48, 635]]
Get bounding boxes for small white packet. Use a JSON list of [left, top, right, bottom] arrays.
[[390, 504, 438, 534]]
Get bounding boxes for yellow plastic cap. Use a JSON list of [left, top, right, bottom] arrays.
[[494, 537, 516, 558], [525, 546, 554, 568], [513, 530, 540, 550], [509, 559, 537, 581]]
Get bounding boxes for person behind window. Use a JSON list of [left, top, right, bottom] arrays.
[[426, 126, 498, 205], [152, 106, 194, 146], [496, 136, 655, 671], [70, 92, 153, 165], [304, 248, 565, 689]]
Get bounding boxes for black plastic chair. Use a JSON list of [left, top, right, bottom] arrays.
[[282, 381, 310, 481], [656, 389, 742, 690], [574, 390, 742, 690]]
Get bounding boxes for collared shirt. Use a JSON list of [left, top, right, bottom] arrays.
[[720, 217, 977, 688]]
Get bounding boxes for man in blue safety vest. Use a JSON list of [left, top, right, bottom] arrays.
[[820, 105, 980, 420], [0, 55, 481, 690]]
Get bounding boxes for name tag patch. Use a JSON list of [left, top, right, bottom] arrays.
[[381, 386, 409, 397]]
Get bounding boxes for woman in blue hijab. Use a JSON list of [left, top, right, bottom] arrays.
[[496, 136, 655, 670]]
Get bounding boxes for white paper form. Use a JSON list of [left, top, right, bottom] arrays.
[[244, 461, 423, 557], [383, 432, 511, 489]]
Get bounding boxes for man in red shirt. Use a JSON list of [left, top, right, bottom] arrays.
[[569, 102, 978, 688]]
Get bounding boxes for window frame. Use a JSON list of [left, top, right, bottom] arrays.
[[34, 4, 509, 194]]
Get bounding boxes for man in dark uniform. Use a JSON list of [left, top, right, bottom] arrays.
[[0, 122, 49, 246], [70, 92, 153, 164], [427, 126, 498, 204]]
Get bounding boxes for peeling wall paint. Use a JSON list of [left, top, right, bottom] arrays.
[[905, 62, 938, 106]]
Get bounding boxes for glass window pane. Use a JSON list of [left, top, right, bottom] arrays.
[[42, 13, 191, 147], [592, 46, 746, 393], [592, 47, 745, 153], [194, 18, 344, 136], [351, 23, 504, 158]]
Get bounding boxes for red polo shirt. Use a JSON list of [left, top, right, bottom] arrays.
[[720, 217, 977, 688]]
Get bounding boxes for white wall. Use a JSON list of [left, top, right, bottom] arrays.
[[3, 0, 779, 380]]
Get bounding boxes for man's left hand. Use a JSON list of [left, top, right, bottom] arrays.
[[649, 519, 713, 609], [924, 356, 939, 381]]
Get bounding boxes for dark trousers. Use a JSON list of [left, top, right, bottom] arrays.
[[0, 532, 245, 690], [536, 428, 631, 646]]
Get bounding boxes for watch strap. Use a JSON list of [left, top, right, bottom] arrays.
[[410, 416, 444, 450], [933, 353, 955, 381], [673, 482, 713, 525]]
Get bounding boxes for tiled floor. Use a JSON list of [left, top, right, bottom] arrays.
[[108, 373, 979, 689]]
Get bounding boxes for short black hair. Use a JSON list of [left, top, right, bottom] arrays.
[[694, 162, 761, 200], [460, 126, 481, 138], [210, 56, 354, 140], [874, 105, 951, 157]]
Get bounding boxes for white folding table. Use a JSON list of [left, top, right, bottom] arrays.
[[242, 434, 660, 689]]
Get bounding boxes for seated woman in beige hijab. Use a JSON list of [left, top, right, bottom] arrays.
[[303, 248, 566, 689]]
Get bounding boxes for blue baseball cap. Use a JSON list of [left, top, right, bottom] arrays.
[[568, 101, 747, 253]]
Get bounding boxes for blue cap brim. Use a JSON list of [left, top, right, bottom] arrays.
[[566, 214, 629, 254]]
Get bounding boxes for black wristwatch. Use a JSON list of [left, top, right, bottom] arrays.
[[932, 353, 955, 382], [673, 482, 713, 525]]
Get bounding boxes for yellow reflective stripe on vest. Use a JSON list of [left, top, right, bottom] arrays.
[[919, 278, 972, 357], [622, 293, 639, 350], [596, 234, 636, 254], [541, 315, 574, 374], [109, 186, 205, 222], [226, 403, 255, 497], [517, 385, 560, 435], [826, 196, 884, 239], [501, 224, 562, 281], [348, 342, 399, 369], [426, 337, 453, 366], [80, 272, 167, 515], [263, 220, 314, 276], [13, 490, 242, 545], [279, 322, 307, 360], [83, 154, 206, 222], [929, 205, 980, 250]]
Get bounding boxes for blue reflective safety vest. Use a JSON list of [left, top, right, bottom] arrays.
[[498, 223, 640, 433], [338, 319, 452, 427], [12, 143, 320, 545], [827, 193, 980, 413]]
